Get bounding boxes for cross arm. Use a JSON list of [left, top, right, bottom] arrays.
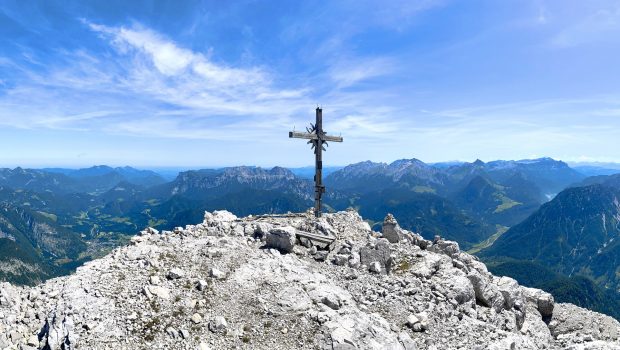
[[323, 135, 343, 142], [289, 131, 318, 140]]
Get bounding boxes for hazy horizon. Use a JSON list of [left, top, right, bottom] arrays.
[[2, 157, 620, 171]]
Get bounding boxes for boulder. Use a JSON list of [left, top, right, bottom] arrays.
[[410, 232, 431, 249], [265, 226, 297, 253], [146, 227, 159, 235], [550, 303, 620, 342], [191, 313, 203, 324], [495, 276, 523, 310], [205, 210, 237, 225], [253, 222, 273, 239], [369, 261, 382, 273], [467, 271, 505, 312], [406, 314, 419, 327], [209, 316, 228, 333], [333, 254, 349, 266], [522, 287, 554, 318], [209, 267, 226, 280], [167, 268, 185, 280], [429, 239, 460, 258], [149, 276, 161, 285], [149, 286, 170, 300], [165, 326, 178, 338], [406, 312, 428, 332], [180, 329, 190, 339], [437, 271, 475, 306], [322, 294, 341, 310], [39, 311, 74, 350], [314, 250, 328, 261], [360, 239, 393, 273], [197, 280, 208, 291], [398, 332, 417, 350]]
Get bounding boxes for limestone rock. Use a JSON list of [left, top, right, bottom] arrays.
[[209, 267, 226, 280], [429, 238, 460, 258], [149, 286, 171, 299], [265, 226, 297, 253], [191, 313, 203, 324], [204, 210, 237, 225], [197, 279, 208, 291], [523, 287, 554, 318], [467, 270, 505, 312], [0, 210, 615, 350], [550, 303, 620, 343], [360, 238, 393, 273], [496, 276, 525, 313], [369, 261, 382, 273], [382, 213, 404, 243], [150, 275, 161, 285], [167, 268, 185, 280], [209, 316, 228, 333]]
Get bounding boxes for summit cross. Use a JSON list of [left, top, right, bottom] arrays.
[[289, 107, 343, 218]]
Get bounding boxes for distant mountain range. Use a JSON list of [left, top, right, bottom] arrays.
[[324, 157, 585, 247], [0, 166, 166, 196], [42, 165, 167, 191], [288, 166, 343, 179], [2, 158, 620, 320], [569, 162, 620, 177]]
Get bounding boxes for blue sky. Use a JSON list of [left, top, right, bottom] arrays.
[[1, 0, 620, 168]]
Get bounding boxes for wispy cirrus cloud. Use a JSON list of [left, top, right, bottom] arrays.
[[0, 20, 405, 146], [550, 3, 620, 48], [87, 22, 313, 117], [328, 57, 397, 88], [0, 24, 304, 138]]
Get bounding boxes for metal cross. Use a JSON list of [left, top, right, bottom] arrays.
[[289, 107, 343, 218]]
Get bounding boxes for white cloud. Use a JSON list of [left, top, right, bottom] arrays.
[[93, 23, 268, 86], [0, 20, 415, 147], [87, 22, 283, 105], [328, 57, 395, 88], [0, 22, 331, 141]]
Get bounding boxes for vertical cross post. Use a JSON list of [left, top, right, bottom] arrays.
[[289, 107, 343, 218], [314, 108, 324, 217]]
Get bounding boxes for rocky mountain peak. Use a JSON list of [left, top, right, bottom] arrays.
[[389, 158, 426, 169], [268, 166, 295, 176], [1, 210, 618, 349], [338, 161, 388, 175]]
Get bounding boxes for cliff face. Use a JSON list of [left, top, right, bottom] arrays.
[[0, 210, 619, 350]]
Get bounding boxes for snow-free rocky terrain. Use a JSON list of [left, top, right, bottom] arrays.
[[1, 209, 619, 350]]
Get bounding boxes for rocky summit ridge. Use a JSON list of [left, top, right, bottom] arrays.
[[1, 210, 619, 350]]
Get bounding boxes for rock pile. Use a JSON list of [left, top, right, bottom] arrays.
[[1, 209, 619, 349]]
